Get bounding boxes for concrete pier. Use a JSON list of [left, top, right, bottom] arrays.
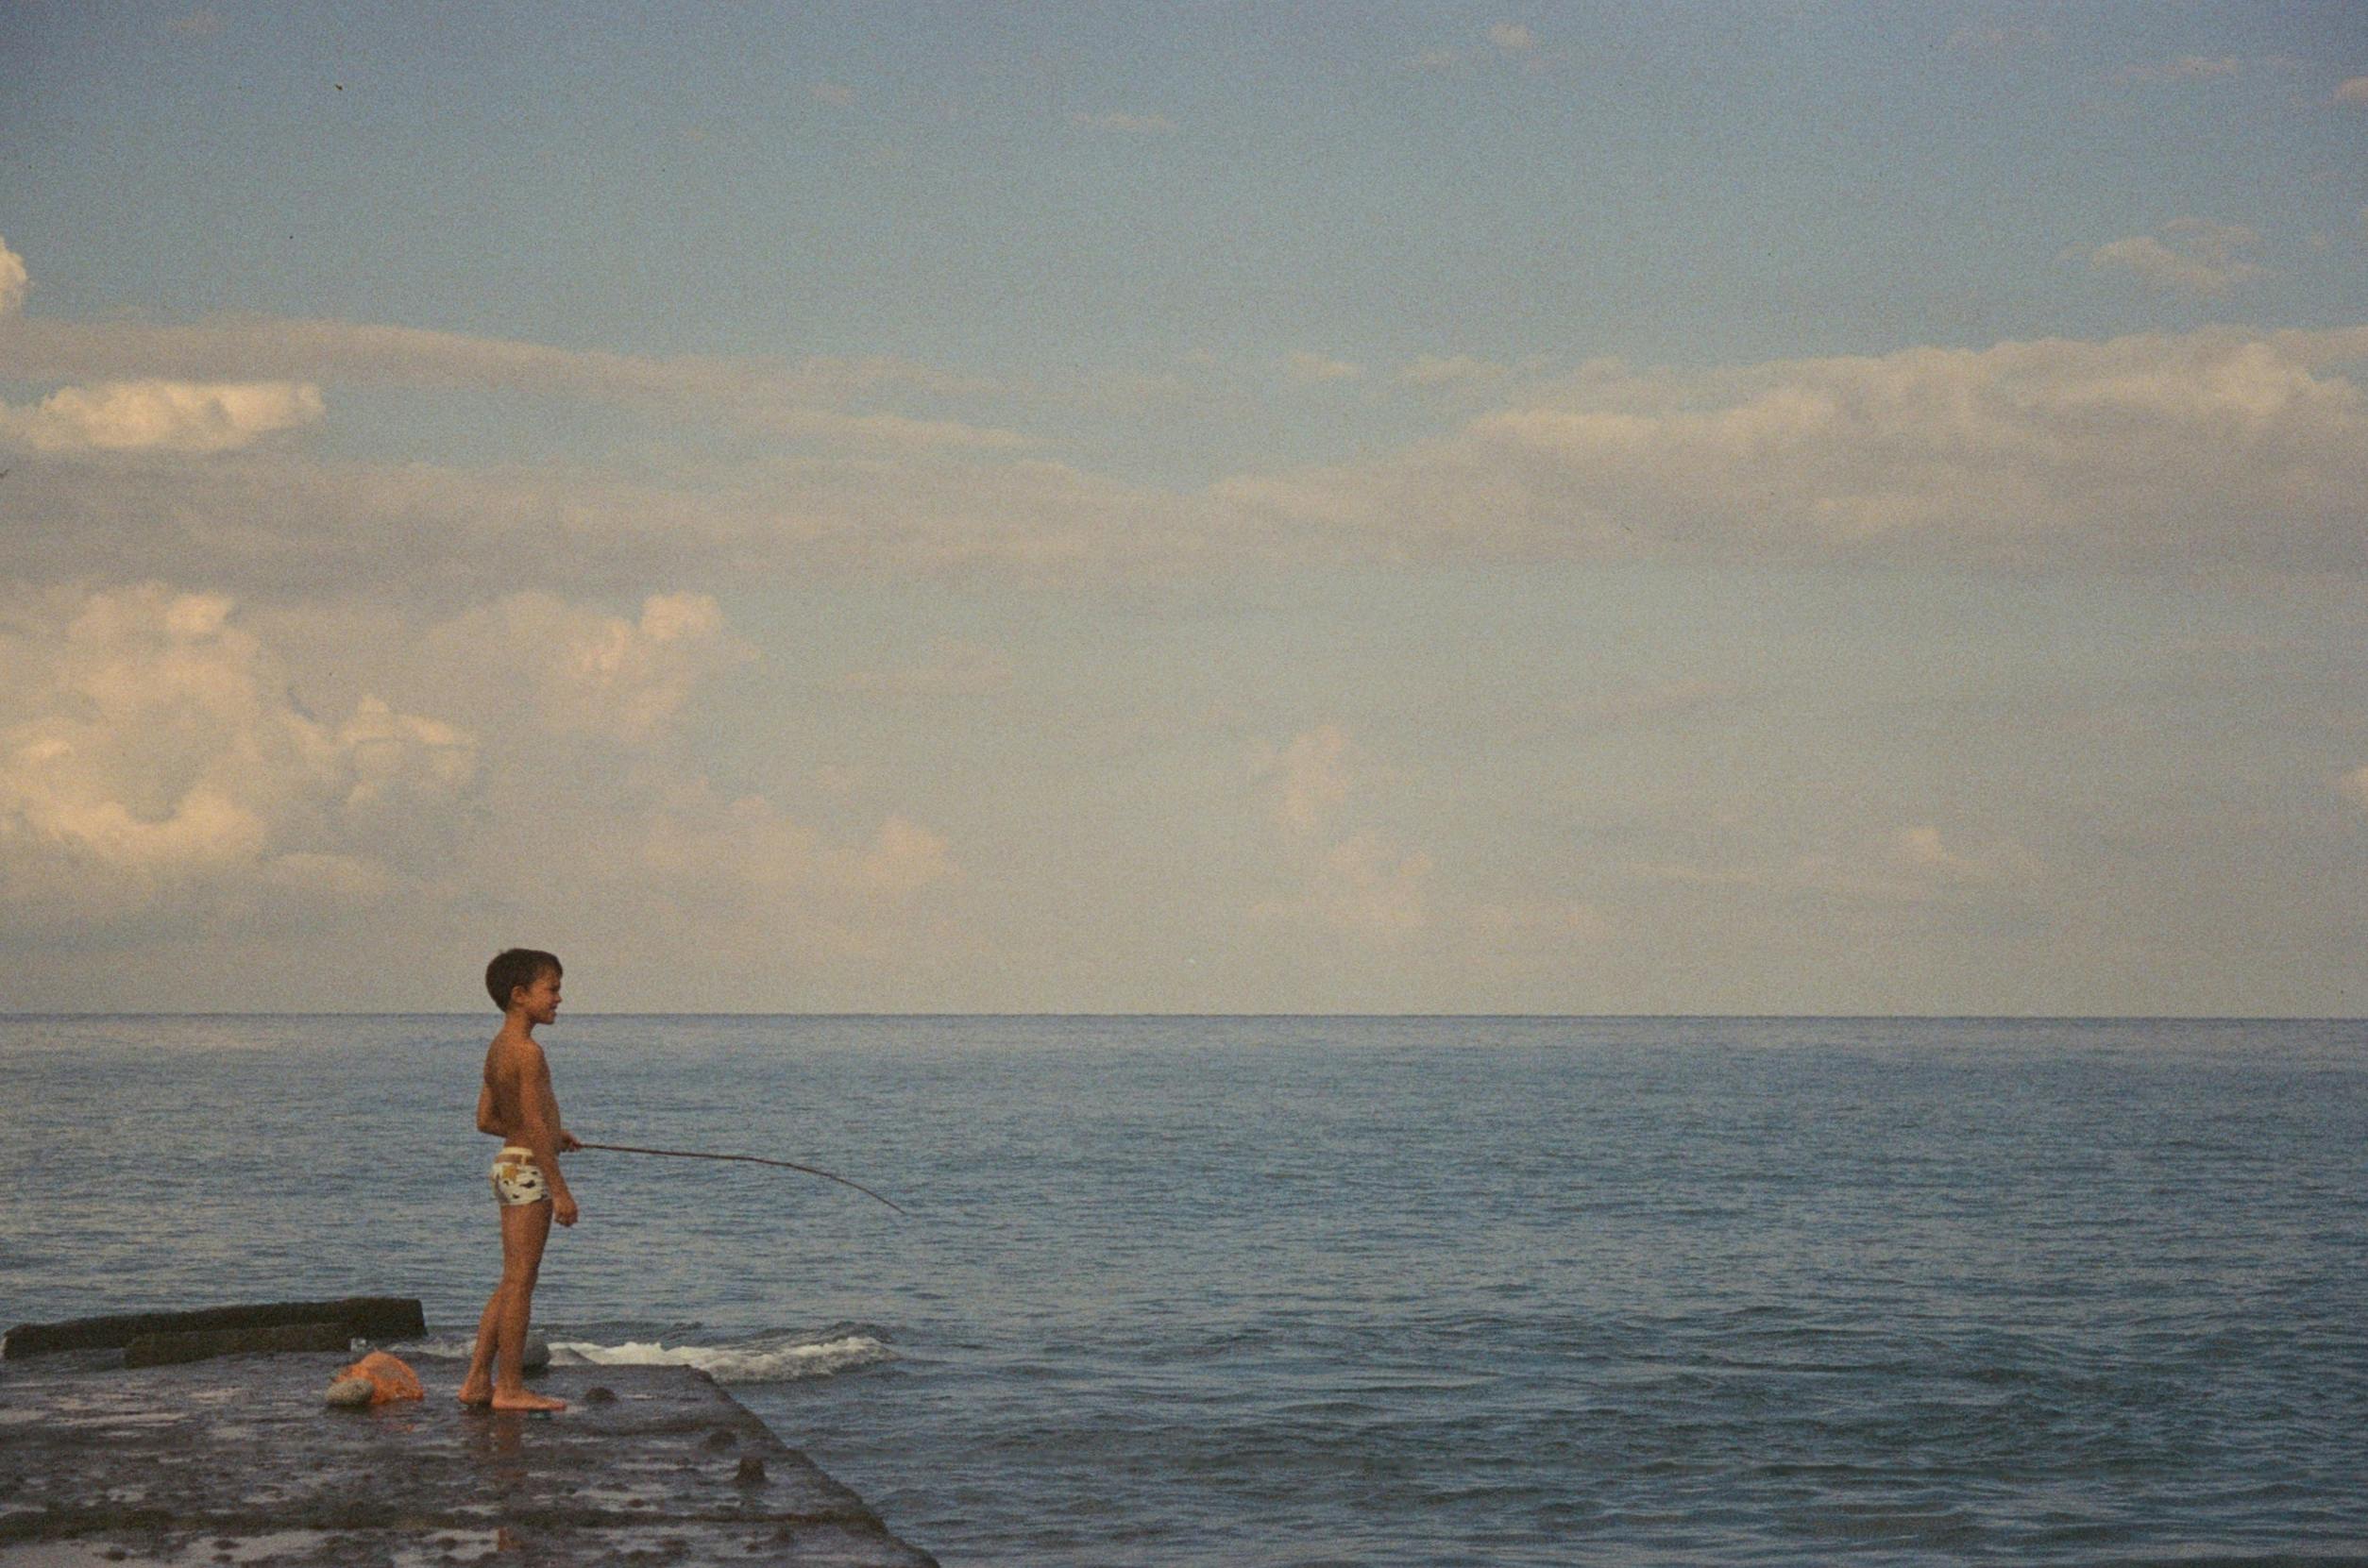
[[0, 1353, 936, 1566]]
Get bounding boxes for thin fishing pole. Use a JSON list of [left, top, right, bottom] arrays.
[[576, 1140, 909, 1216]]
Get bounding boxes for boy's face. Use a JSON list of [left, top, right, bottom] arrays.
[[512, 970, 562, 1027]]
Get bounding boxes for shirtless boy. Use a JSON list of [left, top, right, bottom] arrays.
[[458, 948, 581, 1411]]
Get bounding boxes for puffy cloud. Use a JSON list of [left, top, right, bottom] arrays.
[[1486, 22, 1535, 54], [2083, 219, 2267, 295], [0, 235, 25, 318], [1396, 354, 1515, 388], [618, 778, 959, 963], [1264, 724, 1354, 835], [12, 319, 2368, 589], [424, 592, 752, 744], [1255, 833, 1433, 937], [1219, 324, 2368, 576], [859, 816, 957, 894], [0, 313, 1021, 451], [2334, 76, 2368, 106], [0, 584, 474, 924], [1285, 351, 1362, 384], [0, 379, 323, 454]]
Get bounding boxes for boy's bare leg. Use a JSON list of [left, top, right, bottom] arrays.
[[457, 1289, 503, 1405], [462, 1200, 567, 1411]]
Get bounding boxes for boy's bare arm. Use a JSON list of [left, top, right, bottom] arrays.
[[475, 1081, 501, 1137], [516, 1045, 578, 1221]]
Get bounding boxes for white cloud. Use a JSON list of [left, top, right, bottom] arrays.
[[0, 379, 323, 454], [0, 314, 1023, 451], [1255, 832, 1433, 937], [1218, 324, 2368, 576], [1486, 23, 1535, 54], [1265, 724, 1353, 835], [1069, 110, 1178, 135], [2339, 766, 2368, 813], [424, 592, 752, 745], [2083, 218, 2268, 295], [1285, 350, 1362, 384], [0, 584, 474, 924], [1396, 354, 1514, 388], [2334, 76, 2368, 106], [0, 236, 25, 318], [859, 815, 957, 894]]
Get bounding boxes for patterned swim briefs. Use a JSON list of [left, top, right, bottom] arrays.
[[490, 1145, 550, 1206]]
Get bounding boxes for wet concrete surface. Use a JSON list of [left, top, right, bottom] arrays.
[[0, 1355, 936, 1567]]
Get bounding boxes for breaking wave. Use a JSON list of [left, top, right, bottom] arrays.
[[548, 1333, 892, 1382], [399, 1330, 893, 1383]]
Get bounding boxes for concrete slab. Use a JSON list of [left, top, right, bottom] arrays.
[[0, 1355, 935, 1567]]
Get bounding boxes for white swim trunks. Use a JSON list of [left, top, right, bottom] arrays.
[[490, 1145, 550, 1206]]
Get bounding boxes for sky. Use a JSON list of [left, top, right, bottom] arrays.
[[1, 1, 2363, 1016]]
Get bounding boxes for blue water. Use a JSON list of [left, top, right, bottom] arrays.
[[3, 1015, 2364, 1564]]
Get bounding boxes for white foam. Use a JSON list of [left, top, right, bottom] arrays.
[[545, 1334, 893, 1382]]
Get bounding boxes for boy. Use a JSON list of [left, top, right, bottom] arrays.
[[458, 948, 581, 1411]]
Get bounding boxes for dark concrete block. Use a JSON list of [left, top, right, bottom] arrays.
[[124, 1321, 354, 1367], [5, 1297, 425, 1358]]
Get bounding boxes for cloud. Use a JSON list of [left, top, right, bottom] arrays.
[[12, 316, 2368, 589], [0, 312, 1022, 451], [1265, 724, 1353, 835], [0, 379, 324, 454], [423, 592, 752, 744], [2334, 76, 2368, 106], [858, 815, 957, 894], [2340, 766, 2368, 813], [1285, 350, 1362, 384], [2081, 218, 2268, 295], [167, 8, 223, 36], [0, 236, 25, 318], [0, 585, 474, 926], [1396, 354, 1515, 388], [1068, 110, 1178, 135], [1217, 324, 2368, 576], [839, 639, 1014, 698], [1486, 22, 1535, 54], [1633, 825, 2044, 908]]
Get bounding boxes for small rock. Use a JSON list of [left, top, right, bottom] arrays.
[[733, 1456, 767, 1487], [584, 1385, 617, 1405], [323, 1375, 375, 1408], [519, 1335, 550, 1372]]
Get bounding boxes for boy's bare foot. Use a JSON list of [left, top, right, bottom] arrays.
[[456, 1378, 493, 1407], [488, 1389, 567, 1412]]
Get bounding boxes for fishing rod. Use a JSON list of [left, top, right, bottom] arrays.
[[576, 1141, 910, 1217]]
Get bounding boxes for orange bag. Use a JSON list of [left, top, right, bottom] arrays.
[[325, 1350, 424, 1406]]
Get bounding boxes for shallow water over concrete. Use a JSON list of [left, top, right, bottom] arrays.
[[0, 1354, 935, 1567]]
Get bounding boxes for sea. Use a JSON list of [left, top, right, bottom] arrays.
[[3, 1015, 2363, 1566]]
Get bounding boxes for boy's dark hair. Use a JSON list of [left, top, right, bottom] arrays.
[[485, 948, 562, 1012]]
